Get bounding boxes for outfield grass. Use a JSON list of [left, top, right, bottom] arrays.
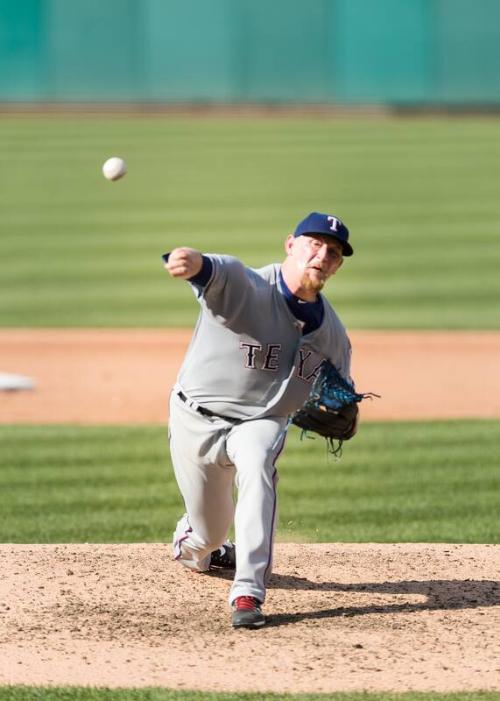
[[0, 689, 498, 701], [0, 421, 498, 544], [1, 116, 500, 329]]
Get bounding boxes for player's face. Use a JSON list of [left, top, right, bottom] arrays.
[[287, 234, 344, 293]]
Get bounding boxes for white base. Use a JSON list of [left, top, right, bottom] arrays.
[[0, 372, 35, 391]]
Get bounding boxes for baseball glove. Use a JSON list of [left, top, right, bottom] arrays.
[[291, 360, 378, 455]]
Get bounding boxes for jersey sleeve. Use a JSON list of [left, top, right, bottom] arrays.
[[189, 254, 260, 324]]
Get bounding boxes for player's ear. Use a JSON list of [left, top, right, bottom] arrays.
[[284, 234, 295, 255]]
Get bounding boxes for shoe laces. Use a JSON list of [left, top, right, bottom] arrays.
[[234, 596, 259, 611]]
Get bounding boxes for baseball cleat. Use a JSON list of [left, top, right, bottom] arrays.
[[209, 541, 236, 570], [231, 596, 266, 628]]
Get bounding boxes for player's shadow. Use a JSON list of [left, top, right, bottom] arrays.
[[264, 573, 499, 627]]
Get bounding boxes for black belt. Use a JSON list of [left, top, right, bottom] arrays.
[[177, 391, 238, 422]]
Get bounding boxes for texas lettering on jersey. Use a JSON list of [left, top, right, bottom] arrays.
[[240, 342, 282, 371], [296, 349, 323, 382], [239, 342, 322, 383]]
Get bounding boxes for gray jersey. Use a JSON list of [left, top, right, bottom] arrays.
[[177, 254, 352, 420]]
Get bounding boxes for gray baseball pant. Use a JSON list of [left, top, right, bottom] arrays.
[[168, 390, 288, 605]]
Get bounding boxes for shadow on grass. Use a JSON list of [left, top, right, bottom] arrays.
[[264, 573, 499, 627]]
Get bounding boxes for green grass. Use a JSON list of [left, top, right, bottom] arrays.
[[1, 116, 500, 328], [0, 690, 498, 701], [0, 421, 498, 544]]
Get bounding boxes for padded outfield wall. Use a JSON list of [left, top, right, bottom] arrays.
[[1, 0, 500, 104]]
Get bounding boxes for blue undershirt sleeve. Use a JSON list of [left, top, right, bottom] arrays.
[[187, 255, 213, 287]]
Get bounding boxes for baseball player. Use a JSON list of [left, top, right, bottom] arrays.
[[164, 212, 354, 628]]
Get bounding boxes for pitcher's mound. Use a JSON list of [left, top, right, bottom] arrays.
[[0, 543, 498, 693]]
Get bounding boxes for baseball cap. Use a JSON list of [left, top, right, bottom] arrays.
[[294, 211, 353, 256]]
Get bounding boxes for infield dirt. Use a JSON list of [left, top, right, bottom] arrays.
[[0, 543, 498, 693], [1, 329, 499, 423]]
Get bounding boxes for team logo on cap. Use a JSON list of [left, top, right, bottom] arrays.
[[327, 216, 341, 232]]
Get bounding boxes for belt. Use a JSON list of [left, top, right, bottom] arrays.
[[177, 391, 238, 422]]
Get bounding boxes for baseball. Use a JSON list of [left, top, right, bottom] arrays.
[[102, 156, 127, 181]]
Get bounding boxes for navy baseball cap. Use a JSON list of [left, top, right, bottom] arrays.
[[294, 211, 353, 256]]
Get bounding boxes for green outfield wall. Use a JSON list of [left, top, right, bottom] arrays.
[[1, 0, 500, 104]]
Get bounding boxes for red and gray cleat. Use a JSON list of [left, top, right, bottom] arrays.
[[209, 542, 236, 570], [231, 596, 266, 628]]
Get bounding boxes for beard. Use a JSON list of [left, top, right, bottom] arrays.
[[300, 269, 326, 294]]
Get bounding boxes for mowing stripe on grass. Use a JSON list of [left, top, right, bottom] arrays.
[[1, 117, 500, 328], [0, 421, 498, 544], [0, 689, 498, 701]]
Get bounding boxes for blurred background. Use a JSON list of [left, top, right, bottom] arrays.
[[0, 1, 499, 544], [2, 0, 500, 105], [1, 0, 499, 329], [1, 0, 500, 330]]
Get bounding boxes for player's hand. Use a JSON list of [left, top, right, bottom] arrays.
[[165, 248, 203, 279]]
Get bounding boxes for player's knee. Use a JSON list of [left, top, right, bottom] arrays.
[[194, 527, 229, 553]]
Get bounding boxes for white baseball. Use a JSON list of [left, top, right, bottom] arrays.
[[102, 156, 127, 181]]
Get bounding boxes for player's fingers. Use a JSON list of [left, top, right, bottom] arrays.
[[167, 249, 192, 268], [165, 248, 202, 278], [166, 254, 187, 272], [167, 259, 198, 278], [166, 263, 191, 278]]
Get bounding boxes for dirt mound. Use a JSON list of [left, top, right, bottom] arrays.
[[0, 543, 498, 693]]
